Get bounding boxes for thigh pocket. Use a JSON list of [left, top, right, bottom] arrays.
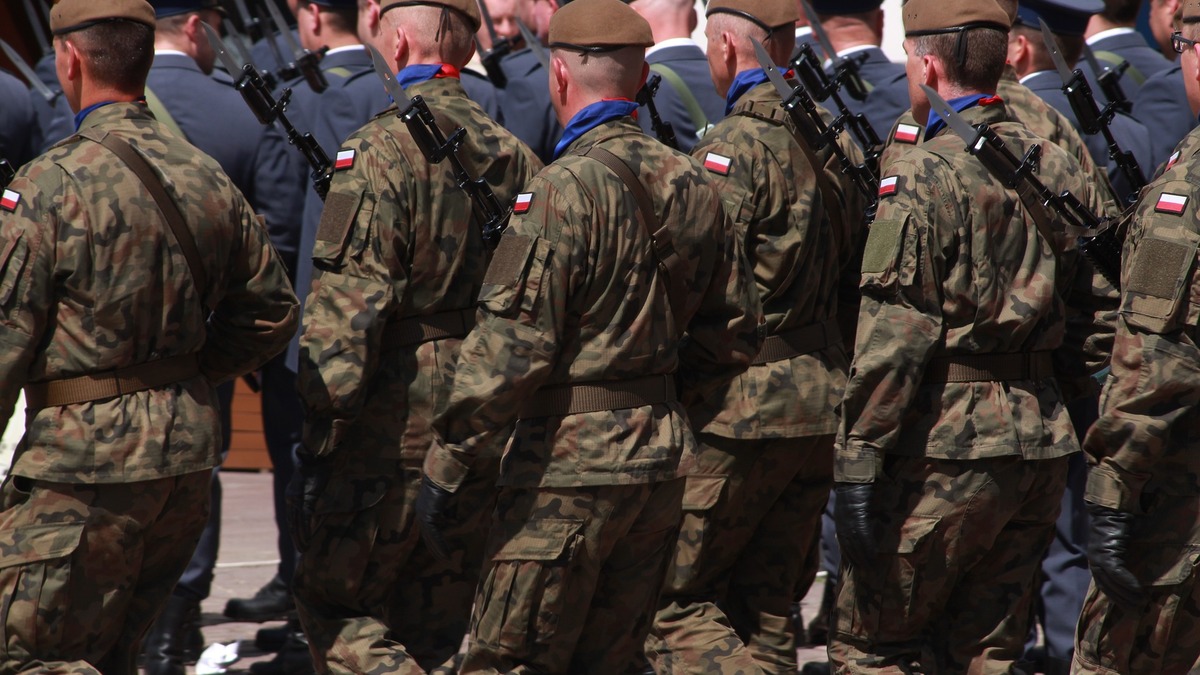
[[477, 519, 583, 654], [0, 522, 85, 650]]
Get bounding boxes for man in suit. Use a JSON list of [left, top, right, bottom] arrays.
[[1133, 64, 1197, 171], [1085, 0, 1172, 99]]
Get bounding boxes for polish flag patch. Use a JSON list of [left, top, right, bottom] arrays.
[[513, 192, 534, 214], [1167, 150, 1182, 170], [894, 123, 920, 144], [703, 152, 732, 176], [1156, 193, 1188, 214], [0, 189, 19, 212], [334, 149, 355, 170], [878, 175, 899, 197]]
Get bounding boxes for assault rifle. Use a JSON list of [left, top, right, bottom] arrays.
[[1082, 44, 1133, 114], [799, 0, 868, 101], [637, 74, 680, 150], [264, 0, 329, 93], [753, 38, 879, 219], [366, 45, 511, 248], [922, 84, 1123, 288], [1040, 20, 1144, 204], [203, 24, 334, 200]]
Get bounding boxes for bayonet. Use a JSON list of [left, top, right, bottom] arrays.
[[265, 0, 328, 93], [0, 38, 56, 103], [366, 44, 511, 248], [224, 18, 277, 88], [636, 74, 679, 150], [203, 23, 334, 199], [516, 19, 549, 71], [1082, 43, 1132, 113], [20, 0, 51, 58], [256, 2, 299, 82], [921, 84, 1122, 287], [233, 0, 264, 42], [476, 0, 511, 87], [800, 0, 868, 101]]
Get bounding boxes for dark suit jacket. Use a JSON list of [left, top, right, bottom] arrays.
[[496, 48, 562, 163], [1132, 64, 1197, 173], [640, 42, 725, 152], [833, 47, 910, 146], [1088, 30, 1172, 101], [0, 70, 37, 167]]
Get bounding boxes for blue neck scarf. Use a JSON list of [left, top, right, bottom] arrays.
[[74, 100, 122, 130], [725, 69, 769, 115], [396, 63, 459, 91], [553, 99, 640, 159], [925, 93, 991, 139]]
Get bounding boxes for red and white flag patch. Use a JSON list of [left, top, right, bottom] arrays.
[[334, 149, 355, 170], [513, 192, 534, 214], [1156, 193, 1188, 215], [1167, 150, 1182, 170], [0, 189, 19, 212], [703, 152, 732, 176], [878, 175, 898, 197], [894, 123, 920, 144]]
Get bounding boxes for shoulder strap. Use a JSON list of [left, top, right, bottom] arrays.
[[142, 87, 188, 141], [649, 63, 708, 133], [76, 129, 210, 297], [582, 146, 688, 320]]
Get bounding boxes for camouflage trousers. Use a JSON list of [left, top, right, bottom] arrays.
[[0, 471, 211, 674], [293, 459, 497, 675], [1073, 492, 1200, 675], [461, 478, 685, 674], [830, 454, 1067, 674], [645, 433, 834, 675]]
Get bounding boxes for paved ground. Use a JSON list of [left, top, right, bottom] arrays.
[[172, 469, 832, 673]]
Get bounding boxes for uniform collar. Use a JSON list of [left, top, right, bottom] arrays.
[[554, 100, 640, 158], [726, 68, 770, 115], [74, 100, 148, 131], [396, 63, 461, 90], [925, 95, 1006, 140]]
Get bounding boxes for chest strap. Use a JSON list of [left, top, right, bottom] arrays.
[[382, 308, 476, 349], [24, 353, 201, 409], [752, 318, 841, 365], [924, 351, 1054, 383], [519, 374, 677, 419]]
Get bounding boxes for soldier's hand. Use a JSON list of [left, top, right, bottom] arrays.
[[415, 475, 456, 562], [286, 452, 331, 553], [834, 482, 877, 573], [1086, 502, 1145, 608]]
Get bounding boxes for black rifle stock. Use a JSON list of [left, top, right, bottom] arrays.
[[790, 44, 883, 174], [1060, 68, 1145, 204]]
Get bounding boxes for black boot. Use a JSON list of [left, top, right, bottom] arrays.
[[142, 594, 203, 675], [224, 574, 295, 622], [806, 580, 836, 647], [248, 623, 315, 675]]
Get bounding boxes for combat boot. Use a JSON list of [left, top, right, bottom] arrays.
[[142, 594, 203, 675], [225, 574, 294, 622], [248, 623, 315, 675]]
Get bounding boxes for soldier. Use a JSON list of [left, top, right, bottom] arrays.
[[288, 0, 541, 671], [829, 0, 1115, 671], [0, 0, 298, 671], [416, 0, 762, 671], [629, 0, 726, 151], [493, 0, 564, 162], [1085, 0, 1172, 98], [643, 0, 865, 673], [1073, 2, 1200, 671]]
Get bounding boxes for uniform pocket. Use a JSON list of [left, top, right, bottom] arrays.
[[681, 475, 725, 512], [1123, 235, 1199, 334], [0, 522, 85, 649]]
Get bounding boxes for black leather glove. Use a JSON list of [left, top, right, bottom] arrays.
[[415, 475, 456, 562], [834, 482, 877, 572], [1086, 502, 1145, 608], [286, 453, 330, 554]]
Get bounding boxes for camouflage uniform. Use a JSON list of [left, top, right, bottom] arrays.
[[1074, 124, 1200, 675], [422, 115, 762, 674], [830, 99, 1115, 673], [646, 79, 865, 674], [0, 102, 298, 674], [293, 75, 541, 675]]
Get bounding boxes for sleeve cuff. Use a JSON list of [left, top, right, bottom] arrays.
[[1085, 462, 1145, 512], [423, 440, 472, 492], [835, 444, 882, 483]]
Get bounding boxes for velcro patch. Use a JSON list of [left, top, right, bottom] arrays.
[[878, 176, 898, 197], [335, 149, 355, 171], [703, 152, 732, 176], [894, 124, 920, 144], [0, 189, 18, 212], [513, 192, 533, 214], [1155, 193, 1188, 215]]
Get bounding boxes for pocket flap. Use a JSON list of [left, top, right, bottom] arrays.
[[896, 515, 940, 554], [0, 522, 85, 569], [492, 518, 582, 562], [315, 475, 389, 515], [682, 475, 726, 512], [1148, 546, 1200, 587]]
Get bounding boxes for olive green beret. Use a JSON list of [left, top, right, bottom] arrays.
[[1184, 0, 1200, 23], [548, 0, 653, 52], [51, 0, 156, 36], [706, 0, 799, 33], [380, 0, 482, 33], [903, 0, 1010, 36]]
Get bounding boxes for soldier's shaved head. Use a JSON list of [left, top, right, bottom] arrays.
[[381, 3, 476, 66], [553, 46, 648, 99], [58, 21, 155, 97]]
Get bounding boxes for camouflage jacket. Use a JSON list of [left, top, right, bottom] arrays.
[[0, 102, 298, 483], [423, 117, 762, 490], [1084, 125, 1200, 510], [686, 82, 866, 439], [837, 100, 1115, 482], [297, 77, 541, 470]]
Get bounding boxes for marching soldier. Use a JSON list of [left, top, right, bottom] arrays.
[[416, 0, 762, 671], [0, 0, 298, 671]]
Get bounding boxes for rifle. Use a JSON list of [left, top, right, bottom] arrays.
[[366, 45, 511, 249], [799, 0, 868, 101], [256, 2, 300, 84], [922, 84, 1123, 288], [203, 24, 334, 200], [1, 159, 14, 191], [637, 74, 679, 150], [788, 46, 883, 175], [753, 39, 879, 219], [0, 38, 56, 103], [264, 0, 329, 93], [221, 18, 278, 90], [476, 0, 512, 87], [1083, 43, 1133, 114], [1039, 20, 1144, 205]]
